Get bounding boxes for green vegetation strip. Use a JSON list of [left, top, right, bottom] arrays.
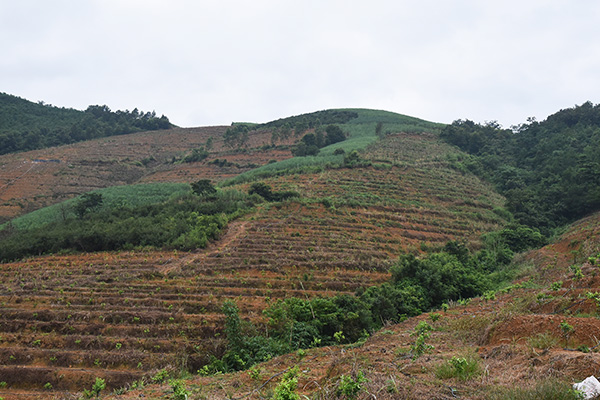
[[3, 183, 191, 231]]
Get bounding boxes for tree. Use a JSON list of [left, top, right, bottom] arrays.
[[74, 193, 103, 218], [375, 122, 384, 137], [249, 182, 275, 201], [325, 124, 346, 145], [191, 179, 217, 197]]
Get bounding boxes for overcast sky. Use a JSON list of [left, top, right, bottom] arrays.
[[1, 1, 599, 128]]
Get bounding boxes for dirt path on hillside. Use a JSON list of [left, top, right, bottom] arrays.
[[159, 220, 250, 275]]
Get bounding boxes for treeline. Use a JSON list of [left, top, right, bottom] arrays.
[[291, 124, 347, 156], [220, 110, 360, 151], [201, 224, 544, 373], [441, 101, 600, 234], [259, 109, 358, 130], [0, 180, 298, 262], [0, 93, 172, 155]]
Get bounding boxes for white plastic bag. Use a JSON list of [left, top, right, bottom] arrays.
[[573, 376, 600, 399]]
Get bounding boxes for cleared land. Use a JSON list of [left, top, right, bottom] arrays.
[[0, 126, 295, 223], [103, 211, 600, 400], [0, 129, 508, 398]]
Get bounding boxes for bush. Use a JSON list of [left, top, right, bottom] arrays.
[[248, 182, 298, 202], [336, 371, 367, 399], [182, 147, 209, 163], [169, 379, 190, 400], [391, 253, 490, 309], [82, 377, 105, 399], [273, 367, 300, 400]]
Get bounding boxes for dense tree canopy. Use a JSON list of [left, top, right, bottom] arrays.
[[440, 102, 600, 233], [0, 92, 172, 155]]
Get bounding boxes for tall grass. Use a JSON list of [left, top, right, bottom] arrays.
[[487, 379, 583, 400], [3, 183, 191, 231]]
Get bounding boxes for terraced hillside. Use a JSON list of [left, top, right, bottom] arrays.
[[0, 126, 294, 223], [100, 211, 600, 400], [0, 126, 508, 398]]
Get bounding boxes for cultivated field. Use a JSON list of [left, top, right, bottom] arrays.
[[0, 126, 296, 223], [101, 211, 600, 400], [0, 129, 509, 398]]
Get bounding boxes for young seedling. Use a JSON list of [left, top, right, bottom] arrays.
[[560, 320, 574, 349]]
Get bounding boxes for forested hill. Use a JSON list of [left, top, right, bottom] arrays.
[[440, 101, 600, 234], [0, 92, 172, 155]]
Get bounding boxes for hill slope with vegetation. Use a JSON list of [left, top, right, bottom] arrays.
[[0, 92, 172, 155], [1, 102, 600, 399], [0, 108, 516, 398], [440, 101, 600, 234], [106, 210, 600, 400]]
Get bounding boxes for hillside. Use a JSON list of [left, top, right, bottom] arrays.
[[100, 210, 600, 400], [0, 93, 171, 156], [1, 104, 599, 399], [0, 108, 441, 224], [0, 125, 288, 224], [0, 110, 511, 398]]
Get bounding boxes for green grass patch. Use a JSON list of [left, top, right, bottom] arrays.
[[435, 354, 482, 381], [527, 332, 559, 350], [3, 183, 191, 231]]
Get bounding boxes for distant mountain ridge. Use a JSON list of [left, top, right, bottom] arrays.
[[0, 92, 172, 155]]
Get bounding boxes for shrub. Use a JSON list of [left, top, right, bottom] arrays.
[[181, 147, 209, 163], [410, 321, 434, 360], [82, 377, 105, 399], [151, 369, 169, 384], [169, 379, 190, 400], [191, 179, 217, 197], [559, 321, 574, 348], [336, 371, 367, 399], [273, 367, 300, 400], [248, 182, 298, 202]]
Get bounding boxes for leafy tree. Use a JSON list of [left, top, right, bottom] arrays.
[[223, 124, 251, 149], [324, 124, 346, 145], [391, 253, 490, 309], [181, 147, 209, 163], [74, 193, 103, 219], [291, 125, 347, 157], [248, 182, 275, 201], [191, 179, 217, 197], [248, 182, 298, 202]]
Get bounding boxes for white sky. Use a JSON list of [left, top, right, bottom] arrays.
[[1, 0, 599, 128]]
